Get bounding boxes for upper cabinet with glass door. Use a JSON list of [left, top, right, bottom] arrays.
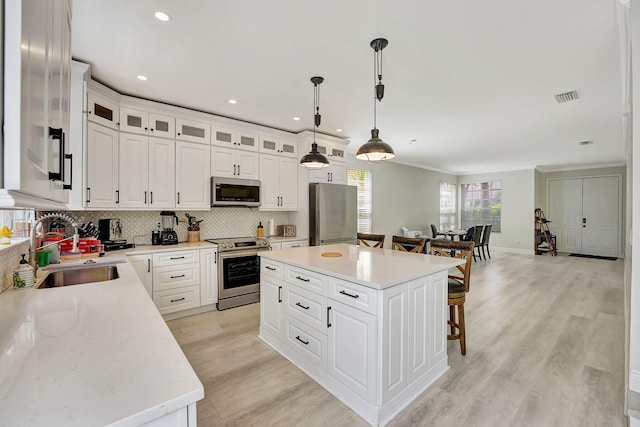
[[259, 134, 297, 158], [87, 88, 120, 130], [211, 124, 259, 152], [119, 106, 175, 139], [176, 118, 211, 145]]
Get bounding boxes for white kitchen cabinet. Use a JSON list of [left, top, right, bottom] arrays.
[[260, 154, 297, 210], [259, 135, 297, 158], [87, 90, 120, 130], [2, 0, 73, 207], [327, 299, 377, 403], [260, 270, 284, 341], [114, 133, 175, 209], [309, 162, 347, 184], [119, 106, 149, 135], [210, 145, 259, 180], [120, 106, 175, 139], [86, 122, 119, 208], [148, 138, 176, 208], [152, 249, 201, 315], [282, 240, 308, 249], [200, 247, 218, 306], [176, 141, 211, 209], [176, 118, 210, 144], [118, 132, 149, 208], [128, 254, 153, 297], [211, 125, 259, 152]]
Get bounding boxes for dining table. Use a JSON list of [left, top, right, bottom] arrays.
[[444, 229, 468, 240]]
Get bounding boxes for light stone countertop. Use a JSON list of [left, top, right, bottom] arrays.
[[259, 243, 464, 290], [0, 254, 203, 426]]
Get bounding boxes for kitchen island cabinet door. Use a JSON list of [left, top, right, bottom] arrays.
[[327, 299, 377, 404], [86, 122, 119, 208], [260, 275, 284, 340], [149, 137, 176, 208], [176, 141, 210, 209]]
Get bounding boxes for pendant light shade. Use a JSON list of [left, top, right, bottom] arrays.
[[300, 76, 330, 169], [356, 38, 395, 162]]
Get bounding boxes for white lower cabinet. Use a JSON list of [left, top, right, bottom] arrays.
[[128, 253, 153, 297], [327, 299, 377, 403], [127, 247, 218, 316], [259, 259, 448, 426], [200, 248, 218, 306]]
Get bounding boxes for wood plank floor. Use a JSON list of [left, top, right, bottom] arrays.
[[167, 251, 626, 426]]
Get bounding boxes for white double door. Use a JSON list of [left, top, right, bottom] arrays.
[[548, 176, 620, 257]]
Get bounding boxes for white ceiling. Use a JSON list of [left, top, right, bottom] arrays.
[[71, 0, 625, 175]]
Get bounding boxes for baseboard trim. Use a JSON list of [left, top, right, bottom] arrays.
[[492, 246, 535, 255]]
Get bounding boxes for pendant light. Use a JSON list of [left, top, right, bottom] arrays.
[[300, 76, 330, 169], [356, 38, 395, 161]]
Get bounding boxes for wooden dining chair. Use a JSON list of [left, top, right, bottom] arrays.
[[357, 233, 385, 248], [430, 239, 474, 355], [391, 235, 427, 253]]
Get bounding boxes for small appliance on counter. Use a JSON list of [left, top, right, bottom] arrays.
[[276, 225, 296, 237], [98, 218, 135, 251], [159, 211, 179, 245]]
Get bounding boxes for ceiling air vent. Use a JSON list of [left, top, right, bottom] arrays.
[[554, 90, 579, 103]]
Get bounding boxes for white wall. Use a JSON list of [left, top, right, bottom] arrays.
[[346, 156, 457, 246], [458, 169, 535, 254]]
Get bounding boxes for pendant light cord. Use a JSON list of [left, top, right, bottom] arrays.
[[373, 49, 377, 129]]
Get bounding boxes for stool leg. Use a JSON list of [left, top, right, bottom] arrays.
[[458, 303, 466, 356], [449, 305, 456, 335]]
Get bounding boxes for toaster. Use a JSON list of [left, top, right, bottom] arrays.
[[277, 225, 297, 237]]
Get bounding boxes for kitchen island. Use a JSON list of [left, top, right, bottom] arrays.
[[258, 243, 464, 427], [0, 256, 203, 426]]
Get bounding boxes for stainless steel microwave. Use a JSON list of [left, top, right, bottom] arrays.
[[211, 177, 261, 207]]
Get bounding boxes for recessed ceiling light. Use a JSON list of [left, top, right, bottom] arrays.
[[137, 75, 148, 81], [336, 128, 342, 132], [228, 99, 237, 104], [579, 140, 594, 146], [293, 117, 300, 121], [410, 139, 416, 144], [154, 11, 171, 22]]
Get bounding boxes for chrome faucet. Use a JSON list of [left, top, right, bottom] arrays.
[[30, 213, 79, 276]]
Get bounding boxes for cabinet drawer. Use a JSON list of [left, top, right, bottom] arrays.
[[261, 259, 283, 278], [154, 285, 200, 314], [153, 250, 199, 267], [328, 278, 378, 315], [285, 265, 327, 296], [153, 264, 200, 291], [284, 283, 327, 333], [282, 240, 307, 249], [284, 314, 327, 370]]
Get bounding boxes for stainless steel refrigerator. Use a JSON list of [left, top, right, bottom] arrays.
[[309, 183, 358, 246]]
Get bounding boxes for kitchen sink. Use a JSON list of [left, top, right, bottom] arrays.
[[38, 265, 120, 288]]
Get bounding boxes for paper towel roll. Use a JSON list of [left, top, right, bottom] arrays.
[[268, 219, 275, 237]]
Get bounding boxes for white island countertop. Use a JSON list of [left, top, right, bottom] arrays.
[[260, 243, 463, 290], [0, 256, 203, 426]]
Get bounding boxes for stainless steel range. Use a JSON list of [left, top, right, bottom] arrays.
[[204, 237, 270, 310]]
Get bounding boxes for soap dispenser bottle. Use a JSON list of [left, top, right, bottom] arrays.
[[13, 254, 34, 288], [257, 222, 264, 238]]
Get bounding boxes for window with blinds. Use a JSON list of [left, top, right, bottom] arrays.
[[460, 180, 502, 232], [439, 182, 457, 230], [347, 168, 372, 233]]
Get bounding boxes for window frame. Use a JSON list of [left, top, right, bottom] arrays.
[[460, 180, 502, 232], [347, 168, 372, 234], [439, 182, 457, 230]]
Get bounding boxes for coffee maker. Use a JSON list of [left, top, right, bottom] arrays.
[[159, 211, 179, 245]]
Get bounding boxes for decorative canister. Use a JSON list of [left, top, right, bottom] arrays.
[[13, 254, 34, 288], [187, 230, 200, 242]]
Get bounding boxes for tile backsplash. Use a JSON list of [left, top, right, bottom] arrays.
[[67, 209, 292, 244]]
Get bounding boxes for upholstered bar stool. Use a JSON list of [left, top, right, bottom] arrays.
[[357, 233, 386, 248], [430, 239, 474, 355]]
